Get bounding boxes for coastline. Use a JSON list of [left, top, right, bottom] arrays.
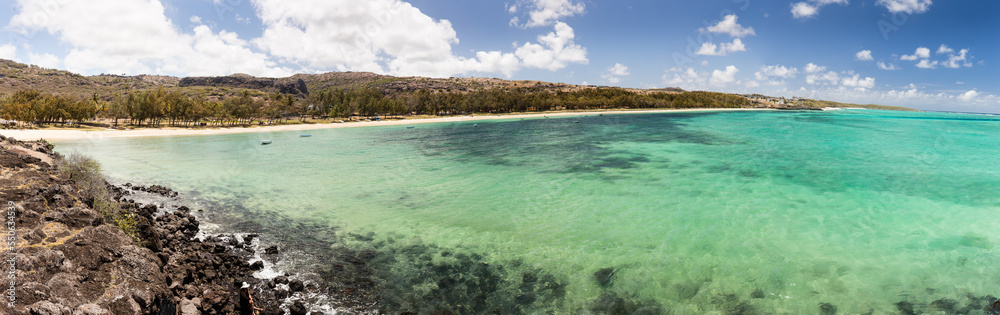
[[0, 108, 773, 141]]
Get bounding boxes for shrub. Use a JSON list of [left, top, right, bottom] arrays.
[[57, 153, 142, 243]]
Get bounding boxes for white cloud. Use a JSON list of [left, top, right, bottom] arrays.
[[791, 2, 818, 19], [900, 46, 930, 61], [804, 63, 826, 73], [943, 49, 971, 68], [3, 0, 590, 79], [957, 90, 979, 102], [856, 50, 874, 61], [28, 52, 60, 69], [0, 44, 16, 60], [511, 0, 585, 28], [663, 67, 707, 89], [937, 44, 954, 54], [701, 15, 755, 38], [755, 65, 798, 80], [253, 0, 586, 78], [841, 74, 876, 89], [8, 0, 292, 77], [254, 0, 464, 76], [695, 39, 747, 56], [915, 59, 938, 69], [602, 62, 630, 84], [710, 65, 739, 86], [877, 61, 899, 70], [514, 22, 589, 71], [608, 63, 629, 76], [745, 81, 761, 88], [791, 0, 848, 19], [804, 63, 840, 85], [806, 70, 840, 85], [876, 0, 932, 14], [664, 66, 744, 90]]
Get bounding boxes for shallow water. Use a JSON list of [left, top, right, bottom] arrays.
[[55, 110, 1000, 313]]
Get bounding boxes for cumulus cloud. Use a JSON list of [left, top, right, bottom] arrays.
[[664, 66, 742, 89], [878, 61, 899, 70], [28, 52, 60, 69], [510, 0, 585, 28], [755, 65, 798, 81], [803, 63, 841, 85], [897, 45, 972, 70], [514, 22, 589, 71], [876, 0, 932, 14], [900, 47, 931, 61], [7, 0, 292, 77], [663, 68, 707, 89], [791, 0, 848, 19], [601, 63, 630, 84], [957, 90, 979, 102], [695, 39, 747, 56], [841, 74, 876, 89], [905, 45, 971, 69], [710, 65, 739, 86], [856, 50, 874, 61], [253, 0, 585, 78], [3, 0, 590, 79], [701, 15, 755, 37], [0, 44, 16, 60], [942, 49, 971, 68], [804, 63, 826, 73], [791, 2, 818, 19], [608, 63, 629, 76], [916, 59, 938, 69], [254, 0, 466, 76]]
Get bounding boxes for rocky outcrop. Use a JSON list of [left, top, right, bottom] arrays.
[[179, 75, 308, 95], [0, 136, 284, 314]]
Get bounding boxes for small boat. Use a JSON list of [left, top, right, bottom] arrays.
[[300, 134, 312, 137], [574, 121, 580, 123], [406, 126, 415, 129], [261, 140, 272, 145]]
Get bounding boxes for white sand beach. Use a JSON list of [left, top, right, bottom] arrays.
[[0, 108, 771, 141]]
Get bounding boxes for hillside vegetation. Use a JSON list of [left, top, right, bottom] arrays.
[[0, 59, 913, 128]]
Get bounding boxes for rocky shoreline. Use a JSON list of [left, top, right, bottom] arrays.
[[0, 136, 327, 314]]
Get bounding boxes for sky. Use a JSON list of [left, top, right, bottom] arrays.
[[0, 0, 997, 112]]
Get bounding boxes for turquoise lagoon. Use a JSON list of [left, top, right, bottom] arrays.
[[54, 110, 1000, 313]]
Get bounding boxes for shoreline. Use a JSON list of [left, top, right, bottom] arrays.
[[0, 108, 772, 141]]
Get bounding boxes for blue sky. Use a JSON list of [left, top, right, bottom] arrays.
[[0, 0, 997, 112]]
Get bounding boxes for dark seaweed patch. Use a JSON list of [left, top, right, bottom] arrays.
[[320, 233, 568, 314], [819, 302, 837, 315], [713, 293, 756, 315], [587, 292, 665, 315], [403, 113, 731, 176]]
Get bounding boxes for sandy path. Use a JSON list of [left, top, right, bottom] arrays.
[[0, 108, 771, 141]]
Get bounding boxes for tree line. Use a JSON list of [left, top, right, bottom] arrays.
[[0, 87, 753, 127]]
